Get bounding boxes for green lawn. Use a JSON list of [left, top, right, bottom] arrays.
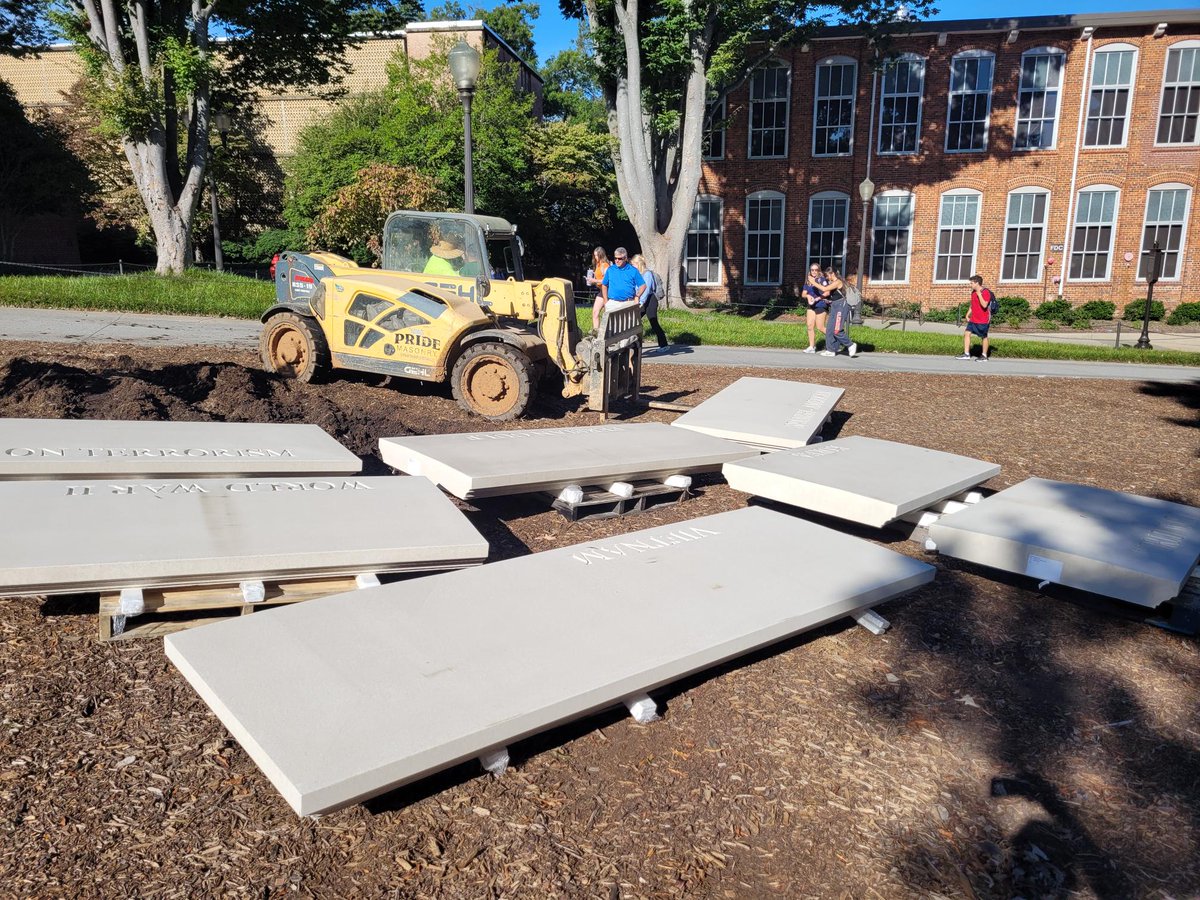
[[2, 272, 1197, 366], [0, 271, 274, 319]]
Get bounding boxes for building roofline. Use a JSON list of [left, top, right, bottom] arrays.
[[815, 8, 1200, 39], [406, 19, 543, 84]]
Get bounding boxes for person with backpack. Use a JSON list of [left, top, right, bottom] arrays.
[[818, 266, 857, 358], [631, 254, 669, 349], [957, 274, 997, 361]]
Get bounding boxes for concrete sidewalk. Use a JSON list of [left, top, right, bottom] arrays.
[[856, 314, 1200, 353], [1, 305, 1196, 384]]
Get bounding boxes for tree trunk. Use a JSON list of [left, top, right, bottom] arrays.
[[590, 0, 712, 310]]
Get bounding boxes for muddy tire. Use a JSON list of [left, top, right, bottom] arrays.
[[450, 342, 534, 420], [260, 312, 330, 384]]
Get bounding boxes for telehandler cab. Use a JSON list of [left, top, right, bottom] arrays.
[[260, 211, 642, 420]]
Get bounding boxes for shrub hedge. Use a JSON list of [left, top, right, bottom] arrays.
[[1034, 299, 1072, 320], [1122, 299, 1165, 322], [1166, 302, 1200, 326], [1073, 300, 1115, 321]]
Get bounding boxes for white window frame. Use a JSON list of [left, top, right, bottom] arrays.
[[945, 49, 995, 153], [806, 191, 851, 271], [1155, 40, 1200, 147], [877, 53, 925, 155], [748, 61, 791, 160], [703, 94, 726, 160], [870, 190, 915, 285], [685, 195, 724, 286], [1084, 43, 1138, 149], [933, 188, 983, 284], [1069, 185, 1121, 282], [1137, 183, 1192, 283], [999, 187, 1051, 284], [1013, 47, 1066, 151], [812, 56, 857, 158], [744, 191, 786, 286]]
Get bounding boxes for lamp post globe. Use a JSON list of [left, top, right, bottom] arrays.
[[853, 177, 876, 324], [448, 41, 482, 214]]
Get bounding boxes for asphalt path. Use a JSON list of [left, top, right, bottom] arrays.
[[1, 306, 1196, 384]]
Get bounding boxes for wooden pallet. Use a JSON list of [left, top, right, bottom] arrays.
[[97, 576, 363, 642], [546, 481, 691, 522]]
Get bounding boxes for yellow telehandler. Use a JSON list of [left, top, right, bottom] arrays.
[[260, 211, 642, 420]]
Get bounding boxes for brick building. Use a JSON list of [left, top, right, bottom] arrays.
[[690, 10, 1200, 312]]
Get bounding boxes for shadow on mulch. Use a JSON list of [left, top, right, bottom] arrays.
[[880, 569, 1200, 899], [1138, 379, 1200, 437]]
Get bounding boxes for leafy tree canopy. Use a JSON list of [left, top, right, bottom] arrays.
[[284, 47, 615, 275], [1, 1, 49, 55], [540, 23, 603, 128]]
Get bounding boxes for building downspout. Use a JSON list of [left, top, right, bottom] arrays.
[[1058, 29, 1095, 299]]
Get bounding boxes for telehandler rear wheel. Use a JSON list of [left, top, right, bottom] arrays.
[[260, 312, 330, 383], [451, 342, 533, 420]]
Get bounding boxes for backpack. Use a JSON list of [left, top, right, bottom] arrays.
[[986, 289, 999, 317], [644, 270, 660, 303]]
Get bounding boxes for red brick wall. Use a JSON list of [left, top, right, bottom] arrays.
[[696, 24, 1200, 312]]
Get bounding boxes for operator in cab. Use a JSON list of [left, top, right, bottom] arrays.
[[424, 239, 463, 275], [593, 246, 645, 332]]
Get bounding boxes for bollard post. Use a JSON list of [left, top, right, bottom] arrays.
[[118, 259, 124, 275], [1115, 320, 1121, 348]]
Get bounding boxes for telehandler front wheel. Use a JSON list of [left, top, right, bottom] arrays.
[[260, 312, 330, 383], [451, 342, 534, 421]]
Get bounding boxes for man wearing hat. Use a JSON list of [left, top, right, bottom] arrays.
[[424, 239, 464, 276]]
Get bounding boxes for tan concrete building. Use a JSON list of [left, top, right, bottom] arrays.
[[0, 19, 543, 159]]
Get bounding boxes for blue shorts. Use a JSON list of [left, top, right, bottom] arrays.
[[809, 300, 829, 314], [967, 321, 990, 338]]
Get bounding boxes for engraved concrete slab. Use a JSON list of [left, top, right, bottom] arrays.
[[930, 478, 1200, 608], [0, 476, 487, 597], [0, 419, 361, 480], [378, 423, 757, 499], [164, 506, 935, 816], [723, 436, 1000, 527], [670, 377, 845, 450]]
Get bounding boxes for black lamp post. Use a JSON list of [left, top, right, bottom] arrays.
[[209, 110, 232, 272], [448, 40, 482, 214], [1136, 240, 1163, 351], [853, 176, 874, 325]]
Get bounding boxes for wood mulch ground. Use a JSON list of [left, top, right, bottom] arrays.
[[0, 340, 1197, 899]]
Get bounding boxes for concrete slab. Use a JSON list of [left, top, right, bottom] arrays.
[[378, 423, 757, 499], [670, 377, 844, 450], [0, 419, 361, 480], [929, 477, 1200, 608], [164, 506, 935, 816], [723, 436, 1000, 527], [0, 476, 487, 597]]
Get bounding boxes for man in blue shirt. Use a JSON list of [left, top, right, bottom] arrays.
[[594, 246, 645, 331]]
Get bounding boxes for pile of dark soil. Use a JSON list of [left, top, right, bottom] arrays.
[[0, 340, 1197, 898]]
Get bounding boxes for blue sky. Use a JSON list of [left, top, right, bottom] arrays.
[[501, 1, 1185, 63]]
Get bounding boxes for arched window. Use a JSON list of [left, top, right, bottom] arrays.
[[813, 56, 856, 157], [1085, 44, 1137, 147], [870, 190, 914, 283], [807, 191, 850, 271], [1156, 40, 1200, 145], [1001, 188, 1051, 282], [1014, 47, 1066, 150], [744, 191, 785, 285], [878, 54, 925, 154], [935, 189, 983, 282], [1139, 183, 1191, 281], [946, 50, 994, 152], [686, 195, 723, 285], [749, 61, 790, 159], [1069, 185, 1120, 281]]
